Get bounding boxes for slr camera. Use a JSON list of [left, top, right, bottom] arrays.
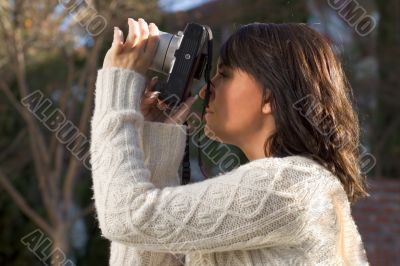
[[149, 22, 213, 107]]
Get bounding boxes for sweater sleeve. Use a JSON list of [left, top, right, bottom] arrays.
[[141, 121, 187, 189], [108, 93, 187, 264], [90, 67, 308, 254]]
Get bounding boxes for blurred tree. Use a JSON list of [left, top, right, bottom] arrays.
[[374, 0, 400, 177], [0, 0, 160, 265], [306, 0, 380, 178], [304, 0, 400, 178]]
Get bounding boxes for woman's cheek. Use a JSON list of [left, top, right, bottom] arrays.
[[226, 97, 243, 126]]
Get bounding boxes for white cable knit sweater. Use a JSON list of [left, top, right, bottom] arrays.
[[90, 67, 370, 266]]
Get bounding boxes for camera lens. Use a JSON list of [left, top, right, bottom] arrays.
[[149, 31, 184, 75]]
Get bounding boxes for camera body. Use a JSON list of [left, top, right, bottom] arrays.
[[148, 22, 213, 185], [149, 23, 211, 106]]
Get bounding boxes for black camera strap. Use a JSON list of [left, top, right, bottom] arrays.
[[181, 25, 213, 185]]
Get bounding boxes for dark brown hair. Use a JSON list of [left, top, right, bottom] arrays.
[[219, 22, 370, 204]]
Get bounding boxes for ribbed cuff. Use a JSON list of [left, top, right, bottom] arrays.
[[94, 67, 146, 112], [143, 121, 188, 182]]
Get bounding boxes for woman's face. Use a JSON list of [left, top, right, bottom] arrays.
[[198, 59, 273, 146]]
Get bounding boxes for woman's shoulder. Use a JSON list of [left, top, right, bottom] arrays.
[[249, 154, 322, 168], [234, 155, 341, 191], [210, 155, 340, 191], [242, 154, 331, 175]]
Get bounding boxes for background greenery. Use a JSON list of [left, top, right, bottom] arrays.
[[0, 0, 398, 265]]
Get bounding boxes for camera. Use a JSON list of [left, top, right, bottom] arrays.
[[148, 22, 213, 107], [148, 22, 214, 186]]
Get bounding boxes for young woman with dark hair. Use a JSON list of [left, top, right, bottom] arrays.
[[90, 18, 370, 265]]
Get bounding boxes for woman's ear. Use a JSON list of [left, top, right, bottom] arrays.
[[261, 90, 272, 115], [262, 101, 272, 115]]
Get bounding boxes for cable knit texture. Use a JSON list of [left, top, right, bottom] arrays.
[[90, 67, 370, 266]]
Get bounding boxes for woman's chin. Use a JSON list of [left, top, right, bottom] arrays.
[[205, 112, 213, 120], [204, 124, 216, 140]]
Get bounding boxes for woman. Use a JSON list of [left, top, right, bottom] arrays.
[[90, 17, 370, 265]]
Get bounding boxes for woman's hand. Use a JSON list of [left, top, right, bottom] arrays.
[[102, 17, 197, 124], [102, 18, 159, 75], [140, 76, 198, 124]]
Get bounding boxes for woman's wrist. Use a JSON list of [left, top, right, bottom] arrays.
[[94, 67, 146, 113]]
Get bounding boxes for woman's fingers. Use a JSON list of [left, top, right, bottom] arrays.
[[144, 23, 160, 61], [109, 18, 159, 74], [125, 18, 140, 49], [114, 27, 124, 43], [148, 76, 158, 91], [142, 76, 159, 100], [112, 27, 124, 53], [142, 93, 159, 105], [142, 93, 198, 123], [141, 91, 160, 120], [156, 98, 169, 111], [136, 18, 149, 52], [143, 76, 156, 93]]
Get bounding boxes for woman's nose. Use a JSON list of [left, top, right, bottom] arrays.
[[199, 79, 215, 100], [199, 85, 207, 100]]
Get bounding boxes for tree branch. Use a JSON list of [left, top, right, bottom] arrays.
[[0, 129, 27, 162], [63, 34, 105, 213], [66, 203, 95, 229], [0, 80, 30, 120], [0, 168, 54, 237]]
